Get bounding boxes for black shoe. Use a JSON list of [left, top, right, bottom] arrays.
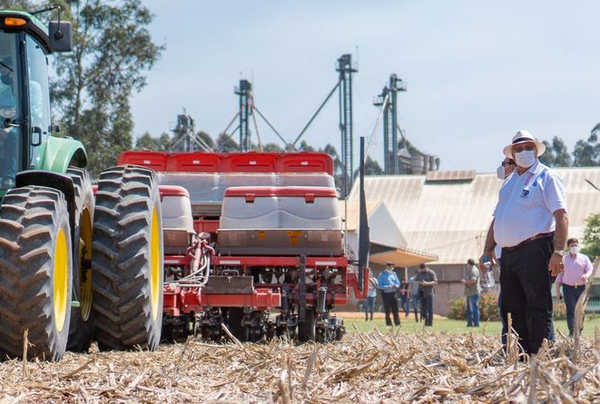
[[467, 324, 473, 327]]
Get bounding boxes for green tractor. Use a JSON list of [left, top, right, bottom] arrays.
[[0, 10, 164, 361]]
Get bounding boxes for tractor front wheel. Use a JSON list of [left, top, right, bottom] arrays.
[[0, 186, 73, 361], [66, 167, 95, 352]]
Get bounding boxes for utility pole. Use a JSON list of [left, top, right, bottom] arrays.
[[336, 54, 357, 197], [373, 74, 407, 175]]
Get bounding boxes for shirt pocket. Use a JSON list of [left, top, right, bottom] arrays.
[[517, 178, 544, 209]]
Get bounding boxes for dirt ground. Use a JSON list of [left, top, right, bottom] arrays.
[[0, 329, 598, 403]]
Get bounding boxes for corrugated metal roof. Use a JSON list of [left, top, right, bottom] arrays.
[[339, 200, 381, 231], [349, 168, 600, 265], [425, 170, 476, 182], [341, 200, 438, 264]]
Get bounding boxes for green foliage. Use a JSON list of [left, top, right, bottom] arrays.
[[135, 131, 173, 151], [365, 156, 383, 175], [447, 293, 500, 321], [52, 0, 163, 175], [447, 296, 466, 320], [581, 213, 600, 259], [448, 293, 567, 322], [298, 140, 315, 152], [216, 133, 239, 152], [572, 127, 600, 167], [0, 0, 33, 10], [540, 136, 572, 167]]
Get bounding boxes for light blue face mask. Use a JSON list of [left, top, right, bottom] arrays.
[[515, 150, 536, 168], [570, 246, 578, 254]]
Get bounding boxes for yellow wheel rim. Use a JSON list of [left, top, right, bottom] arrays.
[[150, 207, 161, 321], [79, 208, 93, 321], [53, 228, 69, 332]]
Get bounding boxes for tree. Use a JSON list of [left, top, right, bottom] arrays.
[[539, 136, 571, 167], [0, 1, 33, 11], [52, 0, 163, 175], [581, 213, 600, 259], [263, 142, 284, 152], [134, 131, 173, 151], [365, 156, 383, 175], [216, 133, 238, 152], [298, 140, 315, 152], [572, 126, 600, 167], [197, 131, 214, 150]]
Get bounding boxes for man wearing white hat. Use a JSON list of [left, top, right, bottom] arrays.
[[480, 130, 568, 355]]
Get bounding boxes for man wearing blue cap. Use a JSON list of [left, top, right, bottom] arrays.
[[378, 261, 401, 326]]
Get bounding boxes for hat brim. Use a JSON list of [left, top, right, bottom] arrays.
[[503, 139, 546, 158]]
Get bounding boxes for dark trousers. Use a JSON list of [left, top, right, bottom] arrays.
[[382, 292, 400, 326], [411, 295, 420, 321], [365, 296, 376, 320], [421, 295, 433, 326], [563, 284, 586, 336], [500, 236, 554, 355]]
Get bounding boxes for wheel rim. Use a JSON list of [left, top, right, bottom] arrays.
[[54, 228, 69, 332], [79, 208, 93, 321], [150, 207, 160, 321]]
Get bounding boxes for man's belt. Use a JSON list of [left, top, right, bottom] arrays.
[[503, 232, 554, 252]]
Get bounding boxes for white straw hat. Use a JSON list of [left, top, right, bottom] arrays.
[[502, 130, 546, 158]]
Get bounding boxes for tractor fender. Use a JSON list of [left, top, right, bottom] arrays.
[[15, 171, 76, 242], [37, 136, 88, 171]]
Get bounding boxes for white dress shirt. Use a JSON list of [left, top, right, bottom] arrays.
[[493, 160, 567, 248]]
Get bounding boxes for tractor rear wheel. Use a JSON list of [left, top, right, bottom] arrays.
[[0, 186, 73, 361], [92, 165, 164, 351], [66, 168, 95, 352]]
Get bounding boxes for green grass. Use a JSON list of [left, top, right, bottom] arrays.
[[343, 315, 600, 337]]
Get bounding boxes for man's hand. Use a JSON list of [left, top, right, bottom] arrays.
[[557, 291, 562, 300], [549, 252, 564, 277]]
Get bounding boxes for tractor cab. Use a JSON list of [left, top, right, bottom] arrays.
[[0, 11, 71, 190]]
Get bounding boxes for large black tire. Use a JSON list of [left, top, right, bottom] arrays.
[[66, 168, 95, 352], [92, 165, 164, 351], [0, 186, 73, 361], [297, 309, 316, 342]]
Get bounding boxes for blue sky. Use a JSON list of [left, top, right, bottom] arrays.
[[131, 1, 600, 173]]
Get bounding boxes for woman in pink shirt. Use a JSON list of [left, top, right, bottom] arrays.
[[555, 238, 593, 336]]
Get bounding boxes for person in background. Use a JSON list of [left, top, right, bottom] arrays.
[[556, 238, 593, 336], [365, 275, 378, 321], [399, 276, 410, 317], [495, 157, 515, 342], [408, 271, 421, 322], [480, 130, 568, 355], [416, 263, 438, 326], [378, 261, 401, 326], [462, 258, 482, 327]]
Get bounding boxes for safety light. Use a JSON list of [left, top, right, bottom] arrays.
[[4, 17, 27, 27]]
